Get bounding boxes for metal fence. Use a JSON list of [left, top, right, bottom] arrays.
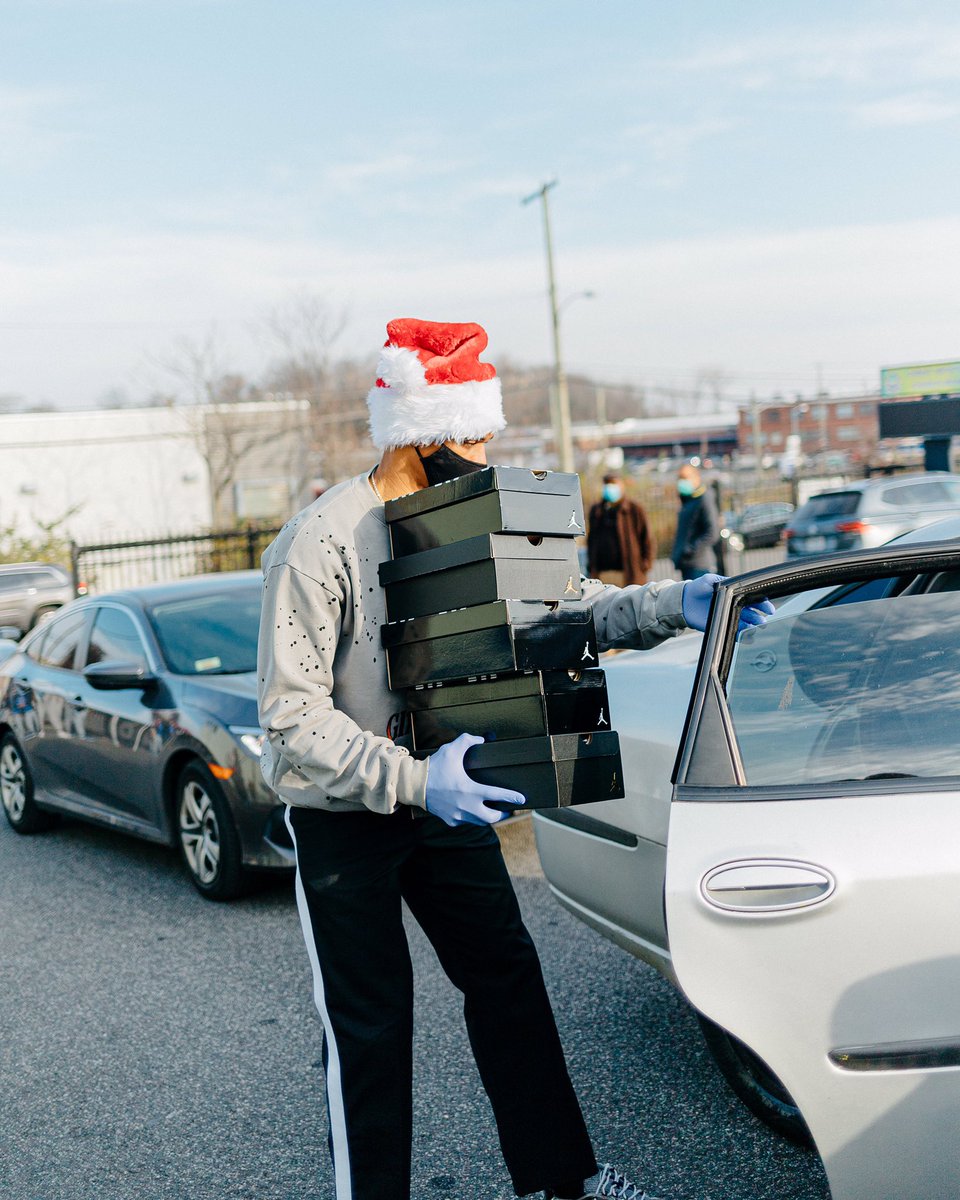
[[68, 470, 848, 597], [70, 525, 283, 596]]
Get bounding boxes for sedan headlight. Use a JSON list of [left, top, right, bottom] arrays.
[[229, 726, 266, 757]]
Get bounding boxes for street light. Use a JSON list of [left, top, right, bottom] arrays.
[[522, 180, 577, 473]]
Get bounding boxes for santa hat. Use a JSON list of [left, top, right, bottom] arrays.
[[366, 317, 506, 450]]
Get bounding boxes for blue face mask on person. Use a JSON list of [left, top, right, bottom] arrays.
[[602, 483, 622, 503], [677, 478, 697, 497]]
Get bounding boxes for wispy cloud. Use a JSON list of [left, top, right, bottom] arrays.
[[323, 154, 419, 190], [853, 91, 960, 128], [3, 215, 960, 407], [671, 24, 960, 89], [0, 85, 79, 171], [622, 116, 735, 188]]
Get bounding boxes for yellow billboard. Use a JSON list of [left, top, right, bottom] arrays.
[[881, 361, 960, 398]]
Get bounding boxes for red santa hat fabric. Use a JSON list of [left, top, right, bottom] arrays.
[[366, 317, 506, 450]]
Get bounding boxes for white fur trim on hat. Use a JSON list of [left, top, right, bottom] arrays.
[[366, 345, 506, 450]]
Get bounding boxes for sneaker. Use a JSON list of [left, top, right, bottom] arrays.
[[547, 1163, 662, 1199]]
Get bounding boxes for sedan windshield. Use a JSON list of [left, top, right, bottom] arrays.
[[148, 587, 262, 675]]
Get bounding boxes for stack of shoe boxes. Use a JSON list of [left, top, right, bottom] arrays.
[[379, 466, 624, 809]]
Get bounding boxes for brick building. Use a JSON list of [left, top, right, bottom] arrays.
[[737, 393, 881, 466]]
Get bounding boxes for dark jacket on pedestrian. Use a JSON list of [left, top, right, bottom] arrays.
[[672, 485, 720, 575], [586, 497, 655, 584]]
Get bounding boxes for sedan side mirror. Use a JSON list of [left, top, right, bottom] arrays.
[[83, 661, 158, 691]]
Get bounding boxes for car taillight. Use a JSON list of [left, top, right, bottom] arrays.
[[835, 519, 867, 534], [781, 529, 793, 541], [76, 581, 89, 596]]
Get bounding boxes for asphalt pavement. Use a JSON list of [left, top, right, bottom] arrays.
[[1, 811, 830, 1200]]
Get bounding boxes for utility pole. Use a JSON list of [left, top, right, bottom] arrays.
[[522, 180, 574, 473], [595, 386, 607, 457], [750, 392, 762, 486]]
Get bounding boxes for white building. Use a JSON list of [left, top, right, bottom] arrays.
[[0, 399, 312, 546]]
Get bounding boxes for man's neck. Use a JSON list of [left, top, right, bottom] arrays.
[[371, 447, 428, 502]]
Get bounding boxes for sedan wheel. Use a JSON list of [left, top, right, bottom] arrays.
[[176, 763, 244, 901], [696, 1013, 813, 1147], [0, 733, 56, 834]]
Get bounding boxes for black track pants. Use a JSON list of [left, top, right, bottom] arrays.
[[286, 805, 597, 1200]]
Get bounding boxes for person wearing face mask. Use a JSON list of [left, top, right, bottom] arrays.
[[586, 472, 655, 585], [671, 462, 720, 580], [257, 318, 771, 1200]]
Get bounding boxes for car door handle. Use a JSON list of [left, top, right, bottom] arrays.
[[701, 860, 836, 913]]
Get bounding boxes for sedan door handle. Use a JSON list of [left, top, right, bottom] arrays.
[[701, 860, 836, 913]]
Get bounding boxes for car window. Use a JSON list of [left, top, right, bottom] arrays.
[[34, 568, 64, 586], [85, 606, 149, 669], [38, 610, 88, 672], [0, 572, 31, 592], [880, 481, 950, 507], [147, 586, 261, 675], [22, 627, 49, 662], [725, 589, 960, 786], [794, 492, 860, 520]]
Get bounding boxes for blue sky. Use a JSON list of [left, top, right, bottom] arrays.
[[2, 0, 960, 408]]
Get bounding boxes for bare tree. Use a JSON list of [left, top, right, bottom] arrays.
[[695, 366, 735, 414], [259, 293, 373, 487], [157, 331, 287, 525]]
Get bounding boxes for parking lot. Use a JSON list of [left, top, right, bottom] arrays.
[[2, 813, 829, 1200]]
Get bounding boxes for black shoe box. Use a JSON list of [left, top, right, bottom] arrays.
[[405, 669, 612, 750], [385, 465, 585, 556], [463, 731, 625, 810], [381, 599, 600, 689], [378, 532, 581, 622]]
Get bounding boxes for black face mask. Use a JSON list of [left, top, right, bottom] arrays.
[[416, 443, 486, 486]]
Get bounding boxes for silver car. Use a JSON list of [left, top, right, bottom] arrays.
[[535, 521, 960, 1199], [784, 470, 960, 557], [0, 561, 76, 634]]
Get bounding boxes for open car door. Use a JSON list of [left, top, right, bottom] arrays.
[[665, 543, 960, 1200]]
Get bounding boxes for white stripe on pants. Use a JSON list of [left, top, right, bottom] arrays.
[[284, 806, 353, 1200]]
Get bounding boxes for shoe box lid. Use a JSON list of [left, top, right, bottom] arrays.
[[407, 667, 605, 709], [378, 532, 580, 585], [404, 669, 612, 751], [381, 600, 600, 689], [379, 536, 582, 622], [463, 730, 625, 810], [386, 465, 585, 556], [380, 598, 594, 647]]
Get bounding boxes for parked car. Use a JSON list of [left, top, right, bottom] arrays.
[[535, 519, 960, 1199], [783, 471, 960, 557], [0, 561, 77, 634], [720, 501, 794, 552], [0, 571, 292, 900]]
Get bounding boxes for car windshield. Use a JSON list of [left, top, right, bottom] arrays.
[[794, 491, 860, 520], [726, 589, 960, 786], [148, 586, 262, 675]]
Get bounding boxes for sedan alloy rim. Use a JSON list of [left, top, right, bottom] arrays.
[[179, 780, 221, 885], [0, 743, 27, 822]]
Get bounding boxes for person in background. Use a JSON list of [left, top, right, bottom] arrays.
[[586, 472, 655, 585], [671, 462, 720, 580]]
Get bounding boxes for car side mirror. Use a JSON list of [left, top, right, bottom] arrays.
[[83, 661, 158, 691]]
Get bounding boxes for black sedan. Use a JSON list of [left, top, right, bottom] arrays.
[[0, 572, 292, 900]]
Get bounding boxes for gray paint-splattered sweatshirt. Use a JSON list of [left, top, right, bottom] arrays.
[[256, 471, 689, 815]]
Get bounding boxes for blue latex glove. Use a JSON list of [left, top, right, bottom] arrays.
[[425, 733, 526, 827], [681, 574, 776, 633]]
